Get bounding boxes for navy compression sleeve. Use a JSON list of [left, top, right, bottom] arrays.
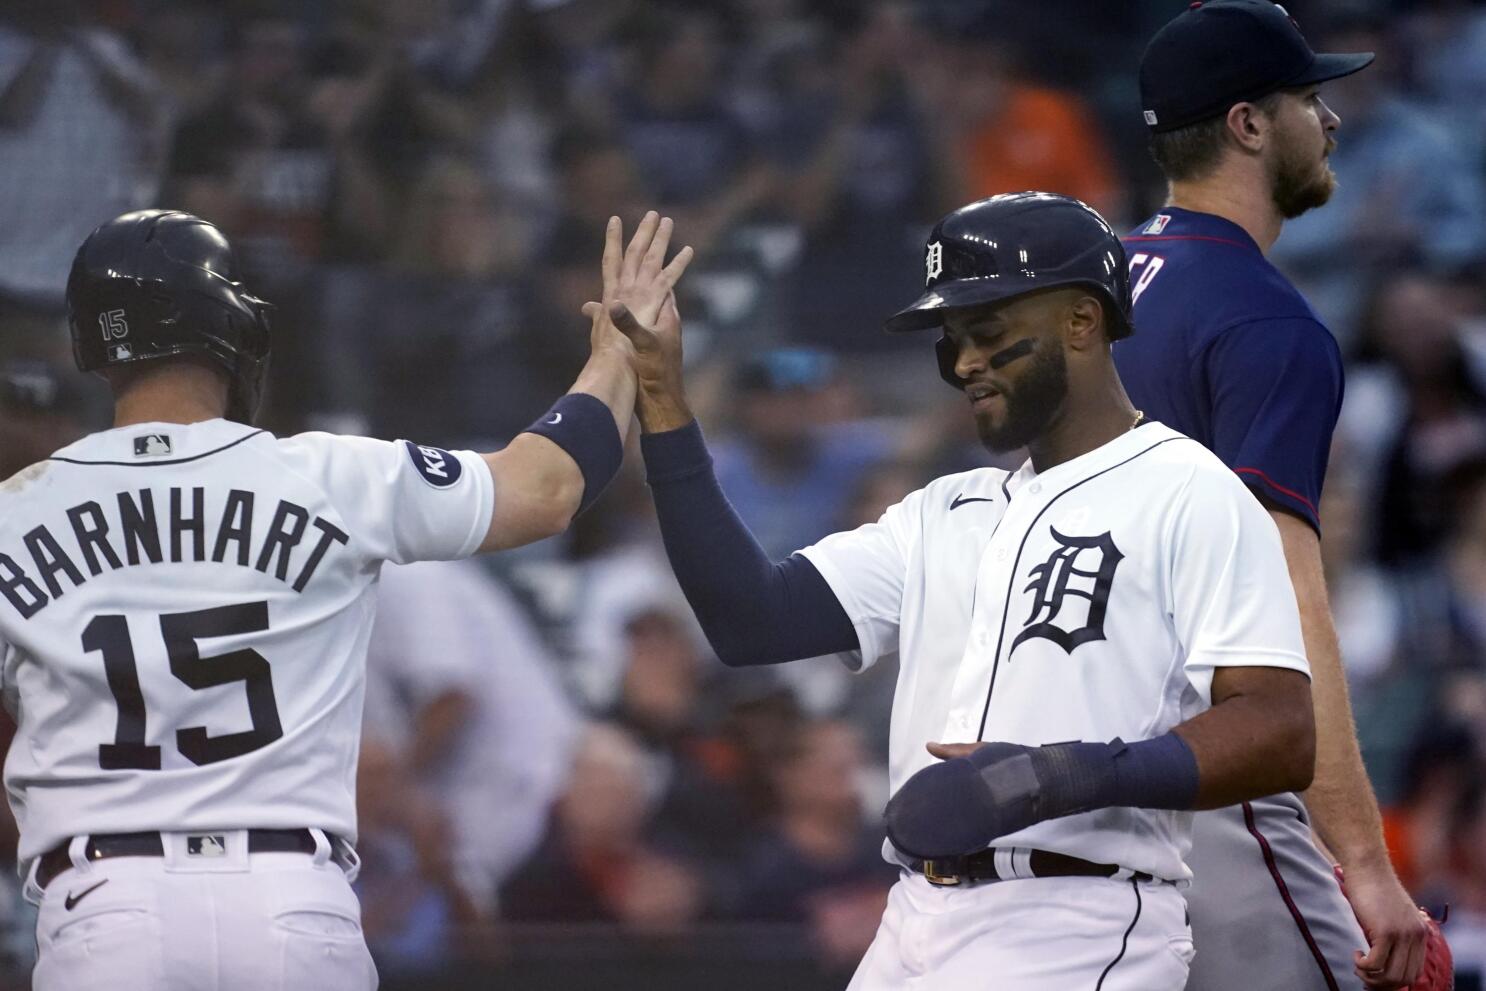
[[640, 420, 859, 666]]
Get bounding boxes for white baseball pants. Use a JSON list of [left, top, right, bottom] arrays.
[[848, 872, 1194, 990], [28, 830, 377, 991]]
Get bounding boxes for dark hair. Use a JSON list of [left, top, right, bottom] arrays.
[[1148, 91, 1284, 182]]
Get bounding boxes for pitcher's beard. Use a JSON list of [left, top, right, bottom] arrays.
[[1272, 150, 1337, 220]]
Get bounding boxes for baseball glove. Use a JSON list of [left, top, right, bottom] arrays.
[[1407, 909, 1454, 991], [1334, 865, 1454, 991]]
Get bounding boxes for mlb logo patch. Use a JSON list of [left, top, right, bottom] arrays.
[[1143, 214, 1172, 235], [133, 434, 172, 458], [186, 834, 227, 857], [404, 441, 463, 489], [107, 343, 133, 361]]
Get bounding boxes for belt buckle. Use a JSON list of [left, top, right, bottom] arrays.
[[922, 860, 962, 886]]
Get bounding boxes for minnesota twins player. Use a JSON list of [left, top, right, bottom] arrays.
[[601, 191, 1317, 989], [1117, 4, 1435, 989], [0, 207, 690, 990]]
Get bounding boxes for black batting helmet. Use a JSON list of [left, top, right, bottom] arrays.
[[885, 192, 1133, 389], [67, 210, 273, 424]]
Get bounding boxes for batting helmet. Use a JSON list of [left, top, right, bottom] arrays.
[[884, 192, 1133, 389], [67, 210, 274, 424]]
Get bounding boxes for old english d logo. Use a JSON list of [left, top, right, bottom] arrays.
[[1010, 527, 1124, 655]]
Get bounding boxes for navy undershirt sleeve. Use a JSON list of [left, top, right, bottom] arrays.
[[640, 420, 860, 666]]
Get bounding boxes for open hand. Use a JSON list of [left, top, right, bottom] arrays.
[[582, 211, 694, 432], [582, 211, 692, 358]]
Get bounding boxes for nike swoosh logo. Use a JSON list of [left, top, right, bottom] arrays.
[[64, 879, 108, 911], [545, 412, 563, 425], [950, 494, 997, 510]]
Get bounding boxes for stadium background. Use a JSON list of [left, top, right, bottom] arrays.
[[1, 0, 1484, 987]]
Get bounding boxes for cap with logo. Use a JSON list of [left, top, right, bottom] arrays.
[[1140, 0, 1373, 133]]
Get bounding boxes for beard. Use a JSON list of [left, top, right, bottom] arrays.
[[974, 342, 1069, 453], [1270, 140, 1337, 219]]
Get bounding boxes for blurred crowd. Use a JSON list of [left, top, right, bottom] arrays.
[[2, 0, 1486, 985]]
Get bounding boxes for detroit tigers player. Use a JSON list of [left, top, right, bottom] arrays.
[[602, 191, 1318, 989], [1117, 4, 1436, 989], [0, 208, 690, 990]]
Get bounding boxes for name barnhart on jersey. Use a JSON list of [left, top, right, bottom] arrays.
[[0, 487, 349, 619]]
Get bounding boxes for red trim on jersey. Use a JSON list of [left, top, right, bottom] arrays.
[[1123, 234, 1254, 251], [1242, 802, 1342, 991], [1234, 467, 1317, 515]]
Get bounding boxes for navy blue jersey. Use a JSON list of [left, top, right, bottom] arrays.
[[1113, 208, 1343, 531]]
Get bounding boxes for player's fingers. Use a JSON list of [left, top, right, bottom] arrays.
[[926, 742, 980, 760], [1390, 927, 1426, 986], [608, 303, 652, 347], [1355, 939, 1398, 989], [581, 301, 603, 320], [1355, 960, 1385, 990], [1397, 932, 1425, 988], [658, 245, 695, 292], [1355, 940, 1387, 972], [622, 210, 660, 283], [639, 216, 673, 279], [601, 217, 622, 293]]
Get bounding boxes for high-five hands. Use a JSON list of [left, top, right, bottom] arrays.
[[583, 211, 695, 433], [583, 211, 692, 360]]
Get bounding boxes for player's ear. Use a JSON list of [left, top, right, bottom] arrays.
[[1064, 294, 1105, 352], [1224, 101, 1268, 154]]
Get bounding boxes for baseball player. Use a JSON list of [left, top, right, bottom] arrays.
[[1117, 3, 1443, 989], [0, 207, 690, 990], [603, 191, 1317, 989]]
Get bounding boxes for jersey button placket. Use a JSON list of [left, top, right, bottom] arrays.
[[942, 520, 1017, 741], [974, 481, 1042, 738]]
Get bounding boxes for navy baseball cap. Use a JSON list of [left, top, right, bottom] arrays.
[[1140, 0, 1374, 133]]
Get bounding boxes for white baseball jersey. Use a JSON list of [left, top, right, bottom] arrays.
[[0, 418, 493, 869], [798, 422, 1310, 882]]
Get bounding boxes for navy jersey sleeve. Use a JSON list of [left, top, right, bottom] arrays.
[[1202, 317, 1343, 531]]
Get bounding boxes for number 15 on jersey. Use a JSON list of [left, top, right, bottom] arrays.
[[84, 601, 283, 770]]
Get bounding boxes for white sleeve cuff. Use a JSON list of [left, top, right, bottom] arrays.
[[798, 545, 882, 674], [451, 449, 495, 559]]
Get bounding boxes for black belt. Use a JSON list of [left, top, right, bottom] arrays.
[[36, 829, 339, 890], [911, 848, 1155, 887]]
